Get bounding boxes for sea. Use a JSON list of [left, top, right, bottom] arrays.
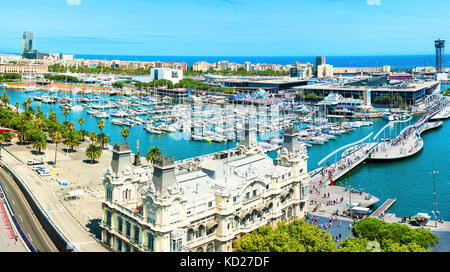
[[75, 54, 450, 69]]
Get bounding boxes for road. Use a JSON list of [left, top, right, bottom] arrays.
[[0, 166, 58, 252]]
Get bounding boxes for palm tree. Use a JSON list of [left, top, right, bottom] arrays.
[[19, 115, 27, 144], [78, 117, 85, 130], [34, 117, 43, 130], [22, 101, 29, 112], [89, 132, 97, 143], [0, 131, 13, 159], [64, 122, 80, 152], [63, 108, 71, 123], [48, 109, 58, 134], [51, 131, 62, 167], [146, 146, 161, 164], [15, 102, 19, 113], [32, 133, 47, 155], [97, 120, 105, 134], [49, 109, 57, 123], [97, 132, 110, 150], [121, 128, 129, 143], [85, 143, 101, 164], [2, 91, 9, 106]]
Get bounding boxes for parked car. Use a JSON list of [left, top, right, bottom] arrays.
[[27, 160, 44, 166], [32, 166, 46, 171], [36, 168, 51, 176]]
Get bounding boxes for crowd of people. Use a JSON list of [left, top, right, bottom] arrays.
[[305, 213, 348, 243]]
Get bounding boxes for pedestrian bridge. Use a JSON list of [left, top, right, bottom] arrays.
[[310, 96, 449, 186], [370, 199, 397, 218]]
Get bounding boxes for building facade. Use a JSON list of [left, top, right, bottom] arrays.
[[333, 66, 391, 76], [100, 125, 309, 252], [150, 68, 183, 84], [317, 64, 334, 79], [0, 63, 48, 74], [21, 31, 34, 56]]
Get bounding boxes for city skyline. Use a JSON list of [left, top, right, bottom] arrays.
[[0, 0, 449, 56]]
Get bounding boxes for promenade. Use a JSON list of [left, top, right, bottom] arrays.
[[1, 138, 113, 251]]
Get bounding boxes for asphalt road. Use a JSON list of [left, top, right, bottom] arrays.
[[0, 166, 58, 252]]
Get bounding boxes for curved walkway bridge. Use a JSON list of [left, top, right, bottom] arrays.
[[310, 94, 449, 188]]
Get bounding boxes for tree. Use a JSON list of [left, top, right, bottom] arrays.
[[350, 218, 439, 252], [2, 91, 9, 106], [89, 132, 97, 144], [18, 115, 28, 144], [338, 237, 372, 252], [32, 131, 47, 155], [97, 132, 110, 150], [15, 102, 19, 113], [85, 143, 102, 164], [51, 131, 63, 168], [63, 108, 71, 123], [146, 146, 161, 164], [121, 128, 129, 143], [64, 122, 81, 152], [78, 117, 85, 130], [0, 131, 13, 159], [112, 81, 124, 89], [97, 120, 105, 134], [80, 129, 88, 141], [22, 101, 29, 112], [233, 219, 337, 252]]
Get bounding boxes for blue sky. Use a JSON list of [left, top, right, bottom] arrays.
[[0, 0, 449, 56]]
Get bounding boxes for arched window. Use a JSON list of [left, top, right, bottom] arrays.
[[232, 216, 239, 229], [206, 243, 214, 252], [196, 225, 204, 238], [106, 184, 112, 201], [288, 207, 293, 218], [281, 210, 286, 221], [196, 247, 204, 252], [257, 212, 262, 221], [248, 213, 253, 224], [186, 229, 194, 242]]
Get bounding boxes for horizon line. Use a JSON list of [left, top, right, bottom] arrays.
[[0, 52, 447, 58]]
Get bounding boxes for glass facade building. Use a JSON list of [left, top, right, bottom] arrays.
[[21, 31, 34, 55]]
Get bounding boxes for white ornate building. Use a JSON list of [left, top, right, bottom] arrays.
[[100, 124, 309, 252]]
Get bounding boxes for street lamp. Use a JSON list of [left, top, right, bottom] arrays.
[[431, 171, 439, 228]]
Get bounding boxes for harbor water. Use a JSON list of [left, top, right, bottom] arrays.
[[1, 87, 449, 220]]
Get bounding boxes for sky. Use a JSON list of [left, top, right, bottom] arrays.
[[0, 0, 449, 56]]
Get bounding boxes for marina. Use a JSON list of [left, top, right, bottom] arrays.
[[1, 85, 449, 221]]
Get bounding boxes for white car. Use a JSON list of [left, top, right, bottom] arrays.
[[28, 160, 44, 166], [36, 168, 51, 176]]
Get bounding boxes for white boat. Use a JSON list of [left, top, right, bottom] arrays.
[[24, 86, 38, 93], [41, 95, 56, 104], [191, 134, 204, 141], [87, 109, 100, 115], [95, 112, 110, 119], [382, 113, 395, 121], [158, 124, 176, 133], [111, 110, 129, 117], [144, 126, 164, 135], [71, 105, 84, 111], [111, 119, 124, 126]]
